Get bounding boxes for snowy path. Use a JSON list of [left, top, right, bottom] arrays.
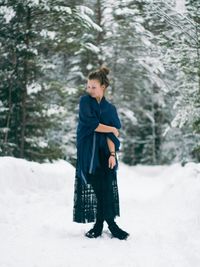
[[0, 157, 200, 267]]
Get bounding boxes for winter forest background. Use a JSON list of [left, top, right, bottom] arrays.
[[0, 0, 199, 167]]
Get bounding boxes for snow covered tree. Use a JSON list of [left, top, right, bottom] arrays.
[[0, 0, 101, 162], [1, 0, 198, 165], [81, 0, 199, 165], [150, 0, 200, 163], [87, 0, 171, 164]]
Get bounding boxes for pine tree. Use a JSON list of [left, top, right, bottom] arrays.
[[0, 0, 101, 162], [152, 0, 200, 163], [92, 0, 170, 164]]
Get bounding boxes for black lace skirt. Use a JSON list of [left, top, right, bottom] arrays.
[[73, 148, 120, 223]]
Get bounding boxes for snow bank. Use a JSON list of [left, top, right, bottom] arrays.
[[0, 156, 200, 267], [0, 156, 74, 194]]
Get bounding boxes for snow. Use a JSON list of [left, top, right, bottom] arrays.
[[114, 7, 138, 16], [76, 5, 102, 32], [86, 64, 93, 70], [40, 30, 56, 40], [84, 42, 100, 54], [0, 156, 200, 267], [27, 0, 40, 7], [53, 6, 72, 14], [0, 6, 15, 23], [119, 108, 137, 125], [76, 5, 94, 17], [46, 106, 66, 116], [175, 0, 186, 14], [27, 82, 42, 95]]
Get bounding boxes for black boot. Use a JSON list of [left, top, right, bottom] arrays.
[[107, 220, 129, 240], [85, 219, 104, 238]]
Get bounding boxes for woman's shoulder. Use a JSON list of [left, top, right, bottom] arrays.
[[80, 93, 90, 100], [79, 93, 92, 105], [106, 100, 117, 111]]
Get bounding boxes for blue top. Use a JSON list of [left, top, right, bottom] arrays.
[[76, 93, 121, 185]]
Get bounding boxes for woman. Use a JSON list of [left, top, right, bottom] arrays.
[[73, 66, 129, 240]]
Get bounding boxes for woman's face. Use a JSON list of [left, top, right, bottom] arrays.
[[86, 79, 105, 100]]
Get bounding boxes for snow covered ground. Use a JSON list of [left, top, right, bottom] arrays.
[[0, 156, 200, 267]]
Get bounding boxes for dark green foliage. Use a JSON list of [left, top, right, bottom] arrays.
[[0, 0, 199, 165], [0, 0, 100, 162]]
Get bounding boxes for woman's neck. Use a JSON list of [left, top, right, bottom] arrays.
[[96, 95, 104, 103]]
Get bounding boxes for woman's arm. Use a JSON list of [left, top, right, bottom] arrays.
[[95, 123, 119, 137], [107, 137, 115, 154], [107, 137, 116, 169]]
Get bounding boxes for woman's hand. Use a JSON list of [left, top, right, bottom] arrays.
[[112, 127, 119, 137], [108, 155, 116, 169]]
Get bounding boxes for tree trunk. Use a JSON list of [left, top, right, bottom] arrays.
[[4, 80, 12, 148], [96, 0, 103, 66], [20, 7, 31, 158], [195, 23, 200, 95]]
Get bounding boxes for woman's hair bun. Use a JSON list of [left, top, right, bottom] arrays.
[[99, 66, 110, 76], [88, 65, 110, 88]]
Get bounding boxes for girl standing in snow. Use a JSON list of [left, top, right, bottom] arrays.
[[73, 66, 129, 240]]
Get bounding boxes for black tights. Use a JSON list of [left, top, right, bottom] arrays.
[[95, 217, 115, 227], [87, 147, 118, 228], [89, 159, 117, 226]]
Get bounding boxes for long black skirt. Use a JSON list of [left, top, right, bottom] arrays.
[[73, 148, 120, 223]]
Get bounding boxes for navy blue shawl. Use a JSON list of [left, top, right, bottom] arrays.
[[76, 93, 121, 185]]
